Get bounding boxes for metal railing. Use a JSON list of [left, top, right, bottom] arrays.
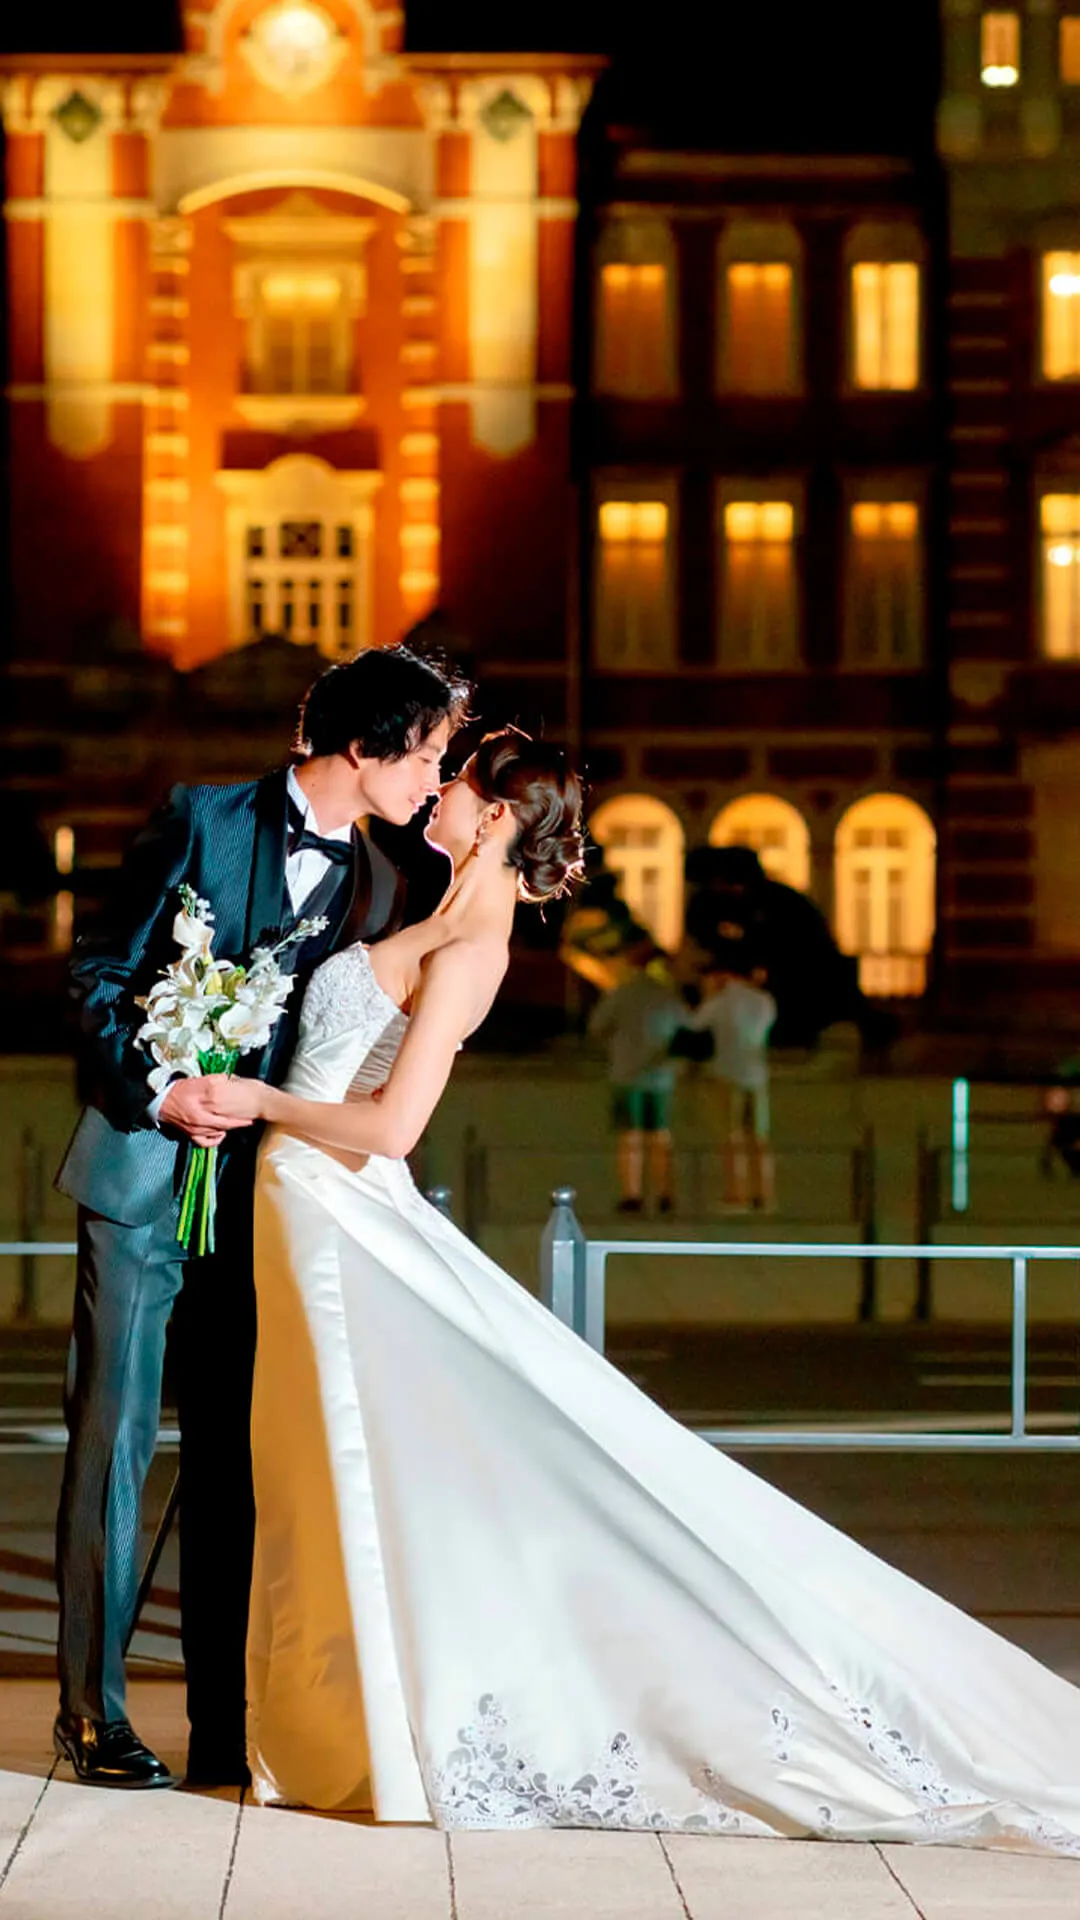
[[538, 1186, 1080, 1453], [6, 1188, 1080, 1455], [914, 1128, 1080, 1319]]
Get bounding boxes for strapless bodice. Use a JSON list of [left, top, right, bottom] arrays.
[[283, 942, 408, 1105]]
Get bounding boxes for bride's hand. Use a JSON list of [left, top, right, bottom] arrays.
[[202, 1074, 268, 1122]]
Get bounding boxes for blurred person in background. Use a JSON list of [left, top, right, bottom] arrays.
[[690, 937, 777, 1212], [588, 940, 685, 1214]]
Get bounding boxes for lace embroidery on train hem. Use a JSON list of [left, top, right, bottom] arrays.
[[833, 1685, 1080, 1855], [427, 1695, 773, 1833]]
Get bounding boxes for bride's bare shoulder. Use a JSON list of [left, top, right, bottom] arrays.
[[426, 931, 508, 990], [419, 933, 508, 1026]]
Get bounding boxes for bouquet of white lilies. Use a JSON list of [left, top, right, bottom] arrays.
[[135, 885, 328, 1254]]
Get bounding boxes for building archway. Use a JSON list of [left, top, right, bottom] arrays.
[[709, 793, 811, 892], [589, 793, 685, 952], [834, 792, 935, 996], [177, 169, 413, 217]]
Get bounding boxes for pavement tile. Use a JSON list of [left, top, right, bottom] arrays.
[[0, 1772, 240, 1920], [662, 1835, 916, 1918], [225, 1802, 448, 1920], [450, 1829, 685, 1918], [0, 1768, 47, 1869], [882, 1841, 1080, 1917]]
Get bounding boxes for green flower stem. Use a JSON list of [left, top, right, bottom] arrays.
[[175, 1053, 239, 1254], [177, 1145, 204, 1251]]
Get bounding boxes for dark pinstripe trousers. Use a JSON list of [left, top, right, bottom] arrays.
[[56, 1140, 257, 1749]]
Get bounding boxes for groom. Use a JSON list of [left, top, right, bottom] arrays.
[[53, 643, 467, 1788]]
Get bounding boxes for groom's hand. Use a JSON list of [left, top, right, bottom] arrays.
[[159, 1078, 253, 1142]]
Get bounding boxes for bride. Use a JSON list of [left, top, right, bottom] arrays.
[[206, 728, 1080, 1853]]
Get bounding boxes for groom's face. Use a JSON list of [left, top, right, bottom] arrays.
[[358, 716, 450, 825]]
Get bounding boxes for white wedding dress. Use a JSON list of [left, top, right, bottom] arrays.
[[247, 941, 1080, 1852]]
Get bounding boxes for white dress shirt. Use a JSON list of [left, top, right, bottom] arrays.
[[285, 764, 355, 912]]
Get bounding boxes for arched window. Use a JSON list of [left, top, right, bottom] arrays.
[[834, 793, 936, 997], [589, 794, 685, 953], [594, 219, 677, 398], [709, 794, 811, 892]]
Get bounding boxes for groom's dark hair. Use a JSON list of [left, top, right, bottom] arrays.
[[296, 644, 471, 762]]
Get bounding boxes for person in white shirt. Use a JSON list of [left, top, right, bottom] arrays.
[[691, 941, 777, 1211]]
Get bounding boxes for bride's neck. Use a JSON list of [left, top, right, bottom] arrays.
[[437, 845, 517, 935]]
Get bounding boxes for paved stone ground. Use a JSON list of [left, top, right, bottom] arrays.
[[1, 1682, 1079, 1920]]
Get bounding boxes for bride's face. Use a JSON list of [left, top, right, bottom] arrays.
[[426, 765, 486, 863]]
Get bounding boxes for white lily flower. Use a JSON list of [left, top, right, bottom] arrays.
[[172, 904, 215, 958], [217, 1000, 276, 1048]]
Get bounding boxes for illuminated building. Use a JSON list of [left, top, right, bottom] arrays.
[[6, 4, 1080, 1046]]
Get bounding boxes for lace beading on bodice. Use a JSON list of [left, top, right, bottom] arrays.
[[284, 942, 408, 1105]]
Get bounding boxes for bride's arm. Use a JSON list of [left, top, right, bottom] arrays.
[[205, 943, 504, 1158]]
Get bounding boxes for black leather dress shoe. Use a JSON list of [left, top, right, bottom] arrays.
[[53, 1714, 177, 1789]]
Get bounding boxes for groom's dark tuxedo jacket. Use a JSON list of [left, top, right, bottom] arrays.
[[56, 768, 435, 1229]]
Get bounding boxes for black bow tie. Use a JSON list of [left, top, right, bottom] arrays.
[[287, 803, 355, 868]]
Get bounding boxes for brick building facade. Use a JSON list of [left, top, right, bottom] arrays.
[[3, 2, 1080, 1047]]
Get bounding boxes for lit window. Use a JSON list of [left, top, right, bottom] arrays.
[[53, 826, 75, 876], [834, 794, 936, 998], [1042, 252, 1080, 380], [722, 262, 796, 394], [597, 263, 674, 396], [719, 497, 798, 668], [1062, 17, 1080, 83], [851, 262, 920, 390], [589, 794, 685, 953], [595, 495, 675, 669], [217, 455, 379, 660], [596, 222, 676, 397], [981, 10, 1020, 86], [255, 270, 347, 396], [241, 521, 357, 651], [52, 825, 75, 954], [847, 500, 922, 666], [1041, 494, 1080, 660], [709, 795, 810, 892]]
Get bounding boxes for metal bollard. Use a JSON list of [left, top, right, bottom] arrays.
[[426, 1185, 453, 1219], [540, 1186, 586, 1334]]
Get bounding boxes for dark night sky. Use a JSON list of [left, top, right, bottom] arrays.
[[0, 2, 941, 155]]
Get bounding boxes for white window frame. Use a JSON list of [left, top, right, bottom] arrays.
[[589, 792, 686, 953], [215, 455, 383, 660], [834, 793, 936, 999]]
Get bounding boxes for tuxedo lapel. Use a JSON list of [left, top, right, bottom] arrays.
[[245, 770, 290, 952], [329, 831, 373, 954]]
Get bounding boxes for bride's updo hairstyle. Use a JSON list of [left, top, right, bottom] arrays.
[[469, 728, 585, 903]]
